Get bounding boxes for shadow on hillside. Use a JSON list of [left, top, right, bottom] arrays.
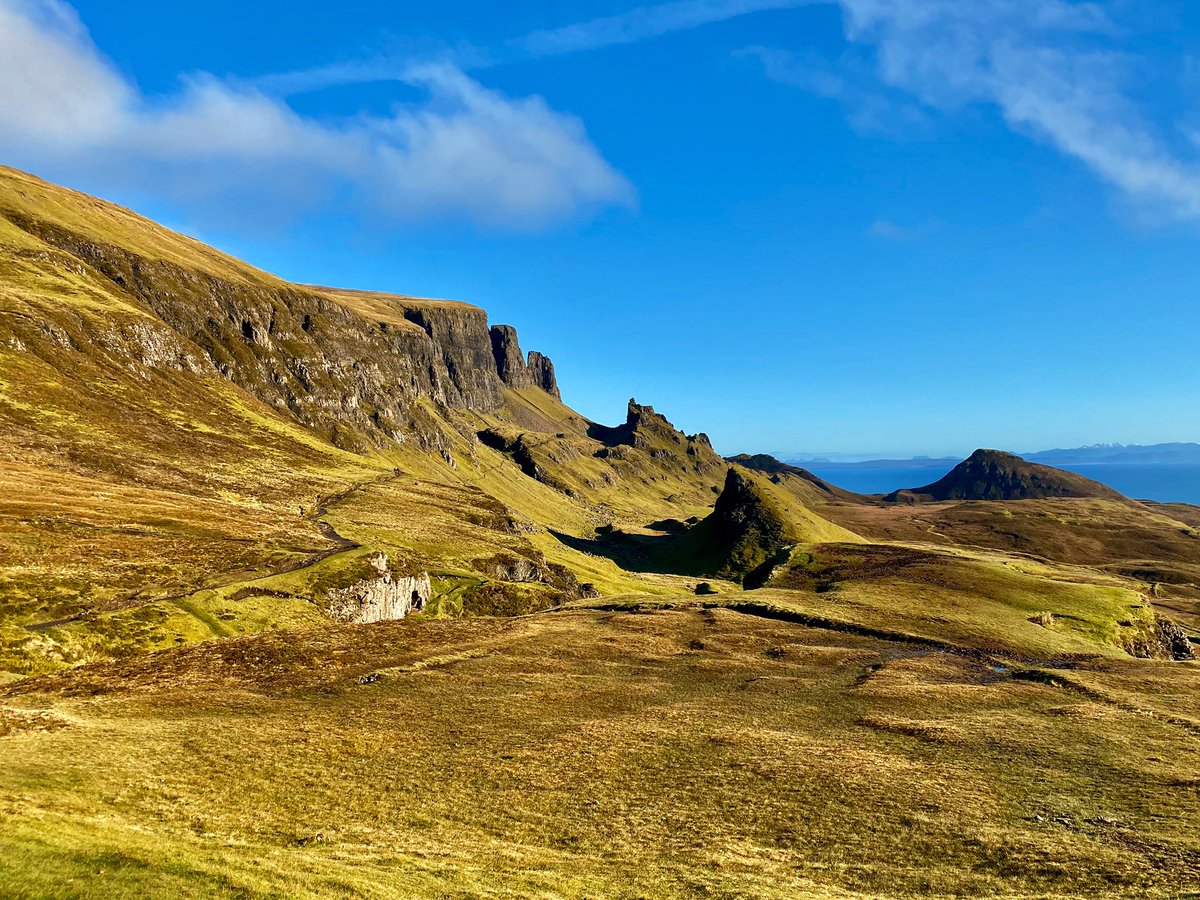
[[549, 525, 683, 575], [585, 421, 630, 447]]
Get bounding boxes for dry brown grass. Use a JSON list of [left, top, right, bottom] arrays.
[[1, 607, 1198, 898]]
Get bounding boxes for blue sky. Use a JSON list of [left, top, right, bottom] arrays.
[[1, 0, 1198, 457]]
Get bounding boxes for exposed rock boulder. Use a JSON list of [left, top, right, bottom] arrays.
[[326, 552, 431, 624], [475, 551, 581, 593], [1125, 616, 1196, 661]]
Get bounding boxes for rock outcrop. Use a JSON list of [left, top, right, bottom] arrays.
[[489, 325, 561, 398], [592, 400, 724, 471], [2, 201, 562, 449], [887, 449, 1124, 503], [1125, 616, 1196, 661], [326, 553, 431, 624], [527, 351, 560, 399]]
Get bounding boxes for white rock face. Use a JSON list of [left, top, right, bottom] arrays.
[[326, 553, 431, 624]]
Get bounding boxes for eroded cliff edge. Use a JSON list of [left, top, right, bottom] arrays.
[[0, 191, 563, 450]]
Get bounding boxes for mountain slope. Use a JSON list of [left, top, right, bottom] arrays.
[[886, 449, 1124, 502], [0, 166, 738, 672]]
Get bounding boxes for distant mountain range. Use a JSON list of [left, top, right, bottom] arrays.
[[1021, 443, 1200, 465], [787, 443, 1200, 469]]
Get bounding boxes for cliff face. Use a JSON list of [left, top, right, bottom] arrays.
[[489, 325, 532, 389], [325, 553, 432, 624], [2, 203, 561, 448], [489, 325, 561, 398], [526, 351, 560, 399]]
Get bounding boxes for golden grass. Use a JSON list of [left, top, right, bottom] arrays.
[[1, 608, 1197, 898]]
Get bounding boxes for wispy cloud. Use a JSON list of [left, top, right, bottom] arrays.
[[252, 0, 817, 97], [0, 0, 634, 231], [739, 45, 928, 134], [751, 0, 1200, 222], [867, 219, 937, 241], [515, 0, 815, 58]]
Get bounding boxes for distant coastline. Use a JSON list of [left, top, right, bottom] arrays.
[[786, 442, 1200, 470], [793, 456, 1200, 506]]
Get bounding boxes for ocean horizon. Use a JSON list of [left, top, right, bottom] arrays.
[[805, 462, 1200, 505]]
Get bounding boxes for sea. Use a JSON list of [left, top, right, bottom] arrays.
[[804, 463, 1200, 506]]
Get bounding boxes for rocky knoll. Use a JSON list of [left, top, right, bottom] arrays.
[[887, 449, 1124, 503], [654, 468, 797, 584]]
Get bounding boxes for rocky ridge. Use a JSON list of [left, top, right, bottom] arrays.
[[489, 325, 560, 398]]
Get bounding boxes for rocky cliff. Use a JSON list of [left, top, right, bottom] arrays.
[[0, 168, 562, 451], [325, 553, 432, 624], [526, 351, 560, 399], [489, 325, 560, 398]]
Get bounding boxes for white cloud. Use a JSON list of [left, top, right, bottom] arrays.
[[517, 0, 816, 58], [0, 0, 634, 230], [755, 0, 1200, 222]]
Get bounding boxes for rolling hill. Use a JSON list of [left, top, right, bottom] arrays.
[[1, 166, 1199, 898]]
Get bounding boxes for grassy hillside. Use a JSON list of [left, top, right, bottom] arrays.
[[1, 167, 1198, 897], [2, 602, 1198, 898]]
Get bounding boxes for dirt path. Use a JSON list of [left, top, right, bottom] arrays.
[[23, 470, 408, 633]]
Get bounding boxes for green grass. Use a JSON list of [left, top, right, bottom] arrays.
[[1, 608, 1198, 898], [3, 162, 1200, 897]]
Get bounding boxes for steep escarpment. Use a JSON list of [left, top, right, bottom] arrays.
[[4, 210, 501, 443], [489, 325, 560, 398], [0, 167, 560, 451], [887, 449, 1124, 503]]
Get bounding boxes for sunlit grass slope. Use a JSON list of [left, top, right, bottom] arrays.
[[1, 606, 1198, 898]]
